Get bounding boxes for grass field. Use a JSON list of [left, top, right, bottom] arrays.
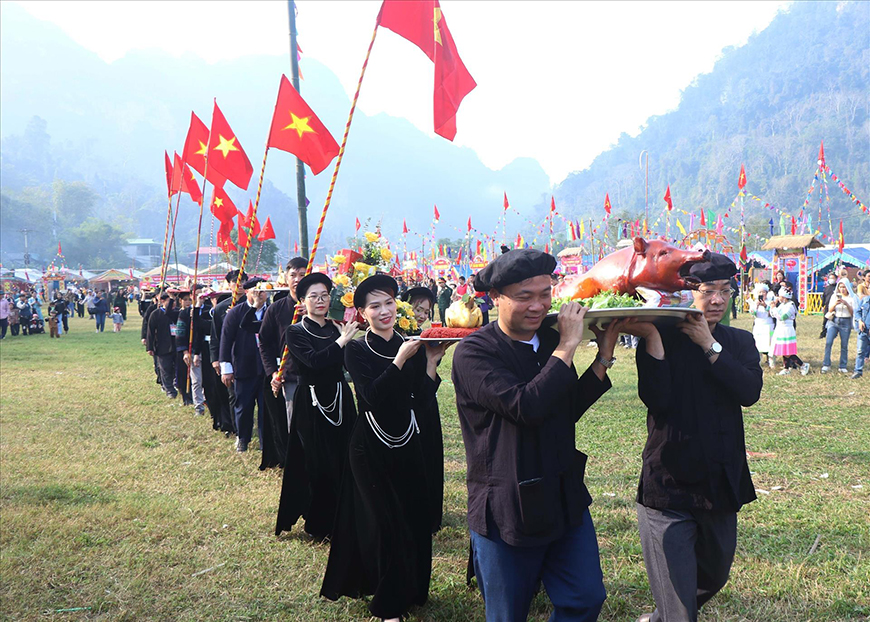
[[1, 313, 868, 621]]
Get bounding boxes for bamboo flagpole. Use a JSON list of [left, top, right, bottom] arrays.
[[274, 20, 381, 393], [158, 176, 175, 292]]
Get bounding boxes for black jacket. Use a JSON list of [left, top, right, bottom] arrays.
[[635, 324, 762, 512], [141, 301, 158, 342], [146, 307, 175, 356], [209, 294, 233, 363], [257, 295, 298, 379], [452, 322, 611, 547], [220, 301, 266, 379]]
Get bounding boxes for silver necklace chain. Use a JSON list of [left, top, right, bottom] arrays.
[[365, 407, 420, 449], [301, 317, 333, 340], [364, 328, 405, 360], [310, 382, 342, 427]]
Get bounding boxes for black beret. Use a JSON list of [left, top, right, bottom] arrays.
[[242, 276, 267, 290], [296, 272, 332, 300], [225, 269, 249, 283], [687, 252, 737, 283], [402, 286, 435, 306], [474, 248, 557, 292], [353, 274, 398, 308]]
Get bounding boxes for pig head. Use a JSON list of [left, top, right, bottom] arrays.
[[627, 238, 710, 293], [568, 237, 710, 300]]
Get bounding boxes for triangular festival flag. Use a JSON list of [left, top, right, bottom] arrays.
[[467, 216, 472, 232], [550, 196, 556, 213], [257, 217, 276, 242], [267, 75, 340, 175], [434, 205, 440, 221], [377, 0, 476, 141], [503, 192, 509, 211], [403, 219, 409, 235], [208, 101, 254, 191], [818, 140, 825, 166], [355, 217, 361, 232], [663, 185, 673, 211]]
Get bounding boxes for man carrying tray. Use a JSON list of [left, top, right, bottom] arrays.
[[452, 248, 626, 622], [625, 253, 763, 622]]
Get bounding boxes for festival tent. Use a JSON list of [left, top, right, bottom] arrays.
[[139, 264, 194, 284], [809, 246, 870, 274], [12, 268, 43, 282], [89, 269, 139, 290]]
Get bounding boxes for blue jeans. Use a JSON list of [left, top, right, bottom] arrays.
[[233, 375, 264, 445], [94, 312, 106, 332], [824, 318, 851, 369], [856, 331, 870, 373], [470, 508, 605, 622]]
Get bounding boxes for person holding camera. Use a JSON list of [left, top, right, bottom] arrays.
[[822, 279, 856, 374]]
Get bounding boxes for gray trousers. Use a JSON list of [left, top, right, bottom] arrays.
[[190, 362, 205, 413], [636, 504, 737, 622]]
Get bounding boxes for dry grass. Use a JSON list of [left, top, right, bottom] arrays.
[[1, 314, 868, 621]]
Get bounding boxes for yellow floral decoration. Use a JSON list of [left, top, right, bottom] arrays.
[[334, 274, 350, 287], [364, 232, 380, 243], [398, 317, 410, 331], [380, 247, 393, 262], [340, 292, 355, 308]]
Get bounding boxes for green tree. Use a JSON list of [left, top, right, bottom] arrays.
[[64, 217, 130, 269]]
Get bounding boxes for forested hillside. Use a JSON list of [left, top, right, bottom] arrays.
[[549, 1, 869, 246]]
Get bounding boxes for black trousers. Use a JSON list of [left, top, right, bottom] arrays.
[[175, 350, 192, 404], [636, 503, 737, 622], [156, 353, 177, 398]]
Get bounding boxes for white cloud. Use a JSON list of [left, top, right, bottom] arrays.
[[14, 0, 789, 183]]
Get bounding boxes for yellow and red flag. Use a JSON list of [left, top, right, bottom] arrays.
[[257, 217, 276, 242], [838, 219, 844, 253], [241, 200, 262, 237], [209, 185, 238, 224], [173, 152, 202, 205], [377, 0, 476, 141], [216, 220, 237, 253], [738, 164, 747, 190], [182, 112, 226, 188], [604, 193, 612, 215], [208, 102, 253, 191], [663, 185, 673, 211], [267, 75, 340, 175]]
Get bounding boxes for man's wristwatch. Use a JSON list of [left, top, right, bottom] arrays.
[[704, 341, 723, 359], [596, 355, 617, 369]]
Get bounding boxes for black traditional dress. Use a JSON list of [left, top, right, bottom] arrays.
[[320, 330, 441, 620], [275, 317, 356, 539]]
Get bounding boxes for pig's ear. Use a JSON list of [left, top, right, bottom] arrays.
[[633, 237, 648, 254]]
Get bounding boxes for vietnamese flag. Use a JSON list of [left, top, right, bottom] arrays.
[[355, 217, 361, 232], [790, 216, 797, 235], [257, 217, 276, 242], [434, 205, 440, 221], [738, 164, 747, 190], [838, 219, 844, 253], [604, 193, 612, 215], [237, 212, 249, 248], [209, 185, 237, 224], [663, 185, 673, 211], [173, 152, 202, 205], [550, 196, 556, 214], [242, 200, 261, 237], [740, 244, 748, 264], [377, 0, 476, 141], [467, 216, 472, 232], [699, 209, 706, 228], [503, 192, 509, 211], [208, 101, 253, 191], [267, 75, 340, 175], [164, 151, 176, 196], [216, 220, 237, 253], [182, 112, 226, 188]]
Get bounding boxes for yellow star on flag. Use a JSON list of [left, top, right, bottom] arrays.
[[433, 8, 442, 45], [283, 112, 316, 139], [213, 134, 239, 159], [213, 197, 223, 208], [195, 140, 208, 157]]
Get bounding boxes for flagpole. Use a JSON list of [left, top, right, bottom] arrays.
[[288, 1, 309, 257], [275, 19, 381, 392], [158, 185, 175, 293]]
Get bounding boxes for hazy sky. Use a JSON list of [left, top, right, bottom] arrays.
[[15, 0, 790, 184]]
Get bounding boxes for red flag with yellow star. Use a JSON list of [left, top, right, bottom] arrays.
[[242, 200, 261, 237], [838, 219, 844, 253], [267, 75, 339, 175], [738, 164, 747, 190], [182, 112, 226, 188], [173, 152, 202, 205], [377, 0, 476, 141], [207, 101, 253, 191], [663, 185, 673, 211], [604, 193, 612, 215], [209, 185, 237, 224], [216, 220, 237, 253], [257, 217, 276, 242]]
